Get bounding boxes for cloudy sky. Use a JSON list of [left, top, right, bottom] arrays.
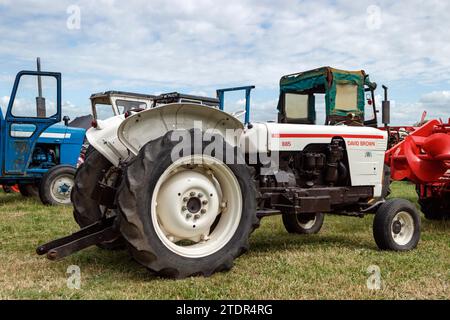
[[1, 0, 450, 124]]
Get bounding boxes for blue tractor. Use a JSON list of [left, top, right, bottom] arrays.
[[0, 59, 85, 205]]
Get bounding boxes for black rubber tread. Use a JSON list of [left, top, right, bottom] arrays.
[[373, 199, 420, 251], [282, 212, 324, 234], [117, 130, 259, 278], [418, 198, 449, 221], [71, 149, 124, 249], [381, 164, 392, 199], [39, 165, 77, 206], [18, 184, 39, 197]]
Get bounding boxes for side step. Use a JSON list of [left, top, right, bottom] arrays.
[[36, 217, 120, 260]]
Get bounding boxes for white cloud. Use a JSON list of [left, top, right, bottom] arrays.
[[1, 1, 450, 124]]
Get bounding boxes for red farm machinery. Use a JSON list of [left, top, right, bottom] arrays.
[[385, 118, 450, 220]]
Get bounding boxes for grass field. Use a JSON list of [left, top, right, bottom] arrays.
[[0, 182, 448, 300]]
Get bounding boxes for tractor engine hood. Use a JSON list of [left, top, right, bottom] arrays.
[[241, 122, 388, 153]]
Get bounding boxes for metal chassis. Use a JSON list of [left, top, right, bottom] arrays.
[[36, 184, 383, 260], [256, 185, 380, 218]]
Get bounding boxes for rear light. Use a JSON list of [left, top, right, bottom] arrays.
[[91, 119, 98, 128]]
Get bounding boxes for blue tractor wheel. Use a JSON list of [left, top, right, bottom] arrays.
[[39, 165, 76, 206]]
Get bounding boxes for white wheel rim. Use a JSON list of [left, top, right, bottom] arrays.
[[50, 174, 74, 204], [298, 215, 317, 229], [151, 155, 242, 258], [391, 211, 414, 246]]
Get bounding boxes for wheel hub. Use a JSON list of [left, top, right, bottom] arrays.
[[50, 175, 74, 204], [186, 197, 202, 213], [58, 183, 71, 195], [151, 155, 243, 259], [391, 211, 414, 246], [156, 170, 220, 242], [392, 220, 402, 234]]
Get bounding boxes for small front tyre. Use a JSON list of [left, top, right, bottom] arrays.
[[373, 199, 420, 251], [39, 165, 76, 206]]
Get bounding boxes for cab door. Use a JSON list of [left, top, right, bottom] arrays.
[[3, 71, 61, 174]]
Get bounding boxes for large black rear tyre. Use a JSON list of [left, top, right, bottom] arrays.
[[418, 198, 449, 220], [381, 165, 392, 199], [18, 184, 39, 197], [71, 149, 124, 249], [117, 130, 259, 278]]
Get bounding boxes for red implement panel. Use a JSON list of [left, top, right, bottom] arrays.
[[386, 119, 450, 184]]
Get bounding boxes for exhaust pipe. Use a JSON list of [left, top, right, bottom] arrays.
[[36, 57, 46, 118], [382, 85, 390, 127]]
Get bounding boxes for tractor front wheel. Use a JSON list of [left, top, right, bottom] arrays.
[[39, 165, 76, 205], [373, 199, 420, 251]]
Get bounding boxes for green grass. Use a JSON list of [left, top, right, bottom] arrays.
[[0, 182, 448, 299]]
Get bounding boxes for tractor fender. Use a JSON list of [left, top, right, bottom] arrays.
[[118, 103, 244, 156], [86, 114, 129, 166]]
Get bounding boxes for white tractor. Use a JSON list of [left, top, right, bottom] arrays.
[[38, 68, 421, 278]]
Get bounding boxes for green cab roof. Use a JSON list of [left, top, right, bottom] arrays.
[[279, 66, 375, 118]]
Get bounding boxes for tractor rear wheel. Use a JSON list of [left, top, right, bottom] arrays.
[[282, 212, 324, 234], [373, 199, 420, 251], [71, 149, 124, 249], [18, 183, 39, 197], [39, 165, 76, 205], [117, 130, 259, 278], [381, 165, 392, 199], [418, 198, 449, 220]]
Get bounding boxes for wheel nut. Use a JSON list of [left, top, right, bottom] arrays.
[[182, 206, 187, 211], [201, 209, 206, 214], [198, 193, 203, 198], [183, 197, 189, 202], [194, 214, 200, 220], [190, 191, 196, 197], [202, 200, 208, 205], [186, 213, 192, 219]]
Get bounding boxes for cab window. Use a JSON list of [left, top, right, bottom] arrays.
[[116, 100, 147, 114], [285, 93, 309, 120], [335, 83, 358, 111]]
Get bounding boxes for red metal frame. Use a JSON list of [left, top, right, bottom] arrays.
[[385, 118, 450, 204]]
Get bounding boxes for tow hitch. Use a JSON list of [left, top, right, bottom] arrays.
[[36, 217, 120, 260]]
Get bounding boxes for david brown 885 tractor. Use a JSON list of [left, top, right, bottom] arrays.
[[0, 59, 85, 205], [38, 69, 421, 278]]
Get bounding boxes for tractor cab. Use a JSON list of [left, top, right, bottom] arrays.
[[90, 91, 220, 122], [277, 67, 378, 127], [0, 67, 63, 176], [90, 91, 156, 121]]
